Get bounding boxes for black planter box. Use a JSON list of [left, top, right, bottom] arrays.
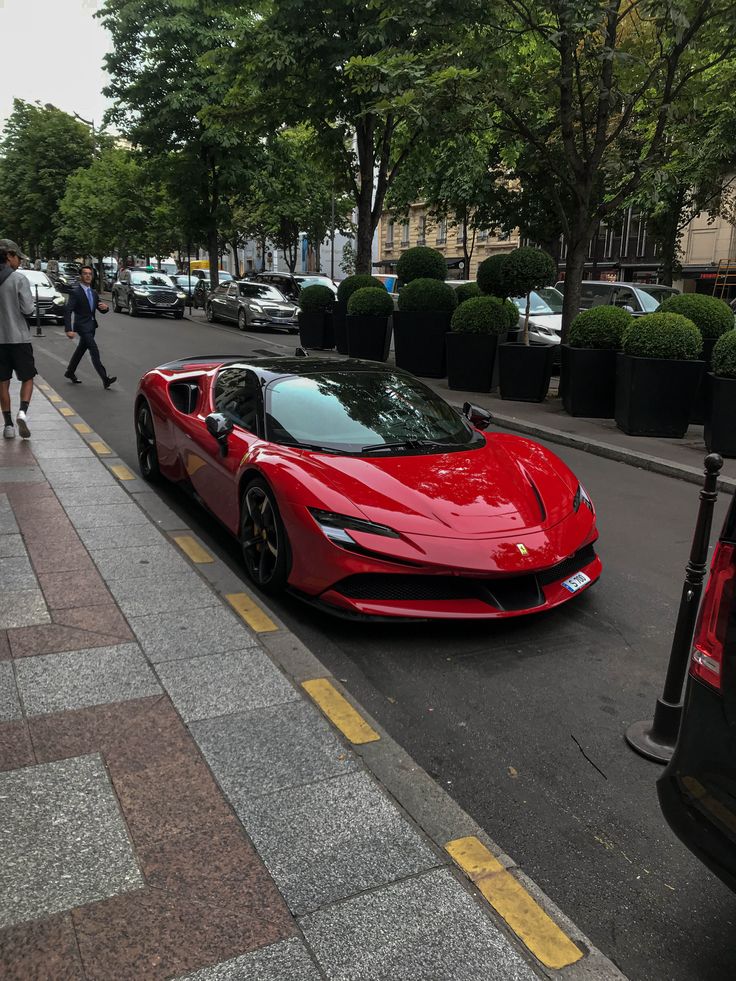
[[446, 333, 499, 392], [705, 373, 736, 457], [498, 343, 554, 402], [332, 304, 348, 354], [690, 336, 717, 425], [346, 315, 392, 362], [560, 345, 617, 418], [299, 310, 335, 350], [615, 353, 704, 437], [393, 310, 451, 377]]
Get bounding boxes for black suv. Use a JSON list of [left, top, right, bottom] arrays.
[[112, 268, 186, 318], [658, 491, 736, 891]]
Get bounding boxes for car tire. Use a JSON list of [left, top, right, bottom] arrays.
[[206, 304, 216, 324], [135, 399, 161, 482], [129, 298, 138, 317], [240, 477, 290, 594], [112, 293, 122, 313], [174, 311, 184, 320], [237, 310, 247, 331]]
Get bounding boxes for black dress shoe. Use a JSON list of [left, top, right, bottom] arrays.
[[103, 376, 117, 389], [64, 371, 82, 384]]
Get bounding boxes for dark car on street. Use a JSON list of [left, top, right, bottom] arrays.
[[192, 273, 233, 309], [112, 268, 186, 319], [658, 491, 736, 892], [49, 261, 82, 293], [248, 271, 337, 302], [205, 280, 299, 332]]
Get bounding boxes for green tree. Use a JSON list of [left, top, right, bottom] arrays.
[[217, 0, 478, 273], [0, 100, 94, 256], [473, 0, 736, 336], [98, 0, 251, 286]]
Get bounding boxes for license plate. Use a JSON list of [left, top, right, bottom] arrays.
[[561, 571, 591, 593]]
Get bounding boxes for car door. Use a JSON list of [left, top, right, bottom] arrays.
[[611, 286, 643, 314], [209, 283, 230, 317], [180, 367, 263, 533], [223, 283, 240, 321], [118, 270, 130, 309]]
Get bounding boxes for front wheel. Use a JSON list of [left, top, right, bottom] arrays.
[[240, 478, 289, 593], [112, 293, 122, 313], [135, 400, 160, 482], [174, 311, 184, 320], [129, 298, 139, 317], [206, 304, 216, 324], [237, 309, 247, 331]]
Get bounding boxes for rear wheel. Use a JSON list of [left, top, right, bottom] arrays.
[[135, 400, 160, 482], [240, 478, 289, 593]]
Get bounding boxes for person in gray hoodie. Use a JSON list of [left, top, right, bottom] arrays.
[[0, 239, 36, 439]]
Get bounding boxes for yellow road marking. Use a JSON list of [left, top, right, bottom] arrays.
[[445, 837, 583, 970], [37, 383, 50, 391], [49, 395, 62, 403], [73, 423, 92, 434], [89, 441, 111, 455], [226, 592, 278, 632], [173, 534, 214, 564], [302, 678, 380, 744], [59, 406, 73, 416], [111, 464, 135, 481]]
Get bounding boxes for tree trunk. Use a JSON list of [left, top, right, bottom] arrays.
[[355, 187, 374, 274], [560, 238, 588, 344], [207, 227, 219, 289], [230, 240, 241, 279]]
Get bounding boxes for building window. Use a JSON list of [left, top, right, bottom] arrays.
[[478, 228, 488, 242], [385, 219, 394, 247], [437, 219, 447, 245], [417, 215, 426, 246], [637, 217, 647, 257], [400, 221, 410, 247], [456, 223, 466, 244]]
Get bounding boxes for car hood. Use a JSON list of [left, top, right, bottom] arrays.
[[528, 314, 562, 331], [292, 435, 575, 538]]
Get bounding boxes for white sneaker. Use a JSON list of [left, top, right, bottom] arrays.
[[16, 411, 30, 439], [3, 424, 15, 439]]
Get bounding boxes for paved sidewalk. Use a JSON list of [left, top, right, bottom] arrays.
[[0, 384, 626, 979]]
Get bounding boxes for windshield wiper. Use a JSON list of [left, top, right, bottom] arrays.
[[360, 439, 456, 454], [276, 440, 345, 454]]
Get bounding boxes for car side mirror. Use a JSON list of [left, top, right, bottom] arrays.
[[205, 412, 233, 456], [462, 402, 493, 430]]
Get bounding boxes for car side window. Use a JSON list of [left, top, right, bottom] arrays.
[[613, 288, 641, 311], [216, 283, 229, 295], [227, 284, 238, 297], [214, 368, 260, 434]]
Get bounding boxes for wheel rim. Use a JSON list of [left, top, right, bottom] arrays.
[[238, 311, 246, 331], [207, 305, 213, 322], [135, 404, 157, 476], [242, 486, 279, 584]]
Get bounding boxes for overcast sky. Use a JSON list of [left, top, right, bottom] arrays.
[[0, 0, 113, 132]]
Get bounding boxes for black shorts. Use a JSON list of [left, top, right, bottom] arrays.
[[0, 343, 37, 382]]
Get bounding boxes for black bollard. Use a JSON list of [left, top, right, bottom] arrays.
[[34, 284, 44, 337], [626, 452, 724, 763]]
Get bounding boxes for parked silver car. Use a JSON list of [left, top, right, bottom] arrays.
[[18, 270, 67, 324], [555, 279, 680, 313], [206, 280, 299, 332], [512, 287, 564, 355]]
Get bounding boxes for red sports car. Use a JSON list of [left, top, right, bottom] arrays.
[[135, 357, 601, 620]]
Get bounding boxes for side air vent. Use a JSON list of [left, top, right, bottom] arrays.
[[169, 382, 200, 415]]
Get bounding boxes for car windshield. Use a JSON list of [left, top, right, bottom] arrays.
[[60, 263, 80, 274], [265, 371, 483, 455], [130, 271, 174, 286], [636, 286, 678, 311], [239, 283, 286, 301], [513, 288, 564, 315], [298, 276, 336, 292], [21, 271, 53, 287]]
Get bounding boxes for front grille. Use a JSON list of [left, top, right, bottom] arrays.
[[263, 306, 294, 319], [332, 543, 597, 612], [148, 289, 177, 306]]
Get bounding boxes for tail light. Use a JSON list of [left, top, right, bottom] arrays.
[[691, 542, 736, 691]]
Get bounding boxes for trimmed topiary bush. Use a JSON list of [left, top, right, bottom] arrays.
[[299, 284, 335, 313], [450, 296, 508, 335], [621, 312, 703, 360], [477, 254, 508, 297], [504, 299, 520, 330], [347, 287, 394, 317], [712, 330, 736, 377], [455, 282, 481, 305], [337, 274, 385, 306], [568, 306, 631, 350], [502, 247, 556, 298], [658, 293, 733, 340], [397, 278, 457, 313], [396, 246, 446, 285]]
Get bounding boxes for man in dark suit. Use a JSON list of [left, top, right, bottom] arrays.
[[64, 265, 116, 388]]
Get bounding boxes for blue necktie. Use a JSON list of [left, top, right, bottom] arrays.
[[86, 287, 94, 312]]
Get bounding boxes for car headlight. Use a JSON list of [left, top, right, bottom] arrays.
[[250, 303, 264, 313], [176, 292, 186, 299], [532, 324, 555, 336], [52, 295, 65, 306], [133, 289, 147, 297], [309, 508, 401, 545], [573, 483, 594, 514]]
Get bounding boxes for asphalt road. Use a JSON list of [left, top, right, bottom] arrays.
[[29, 308, 736, 981]]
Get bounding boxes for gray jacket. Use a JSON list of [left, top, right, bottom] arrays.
[[0, 265, 34, 344]]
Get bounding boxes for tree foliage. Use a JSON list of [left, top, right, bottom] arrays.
[[0, 100, 94, 255]]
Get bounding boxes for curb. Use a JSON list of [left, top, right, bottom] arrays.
[[33, 377, 628, 980]]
